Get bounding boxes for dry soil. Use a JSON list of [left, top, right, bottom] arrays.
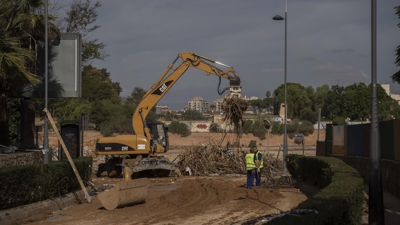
[[21, 130, 325, 225]]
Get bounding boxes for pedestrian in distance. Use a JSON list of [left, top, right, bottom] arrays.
[[245, 146, 256, 189], [253, 146, 263, 186]]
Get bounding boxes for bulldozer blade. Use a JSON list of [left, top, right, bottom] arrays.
[[97, 178, 148, 210]]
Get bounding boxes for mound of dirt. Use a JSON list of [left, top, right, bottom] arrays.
[[20, 176, 307, 225]]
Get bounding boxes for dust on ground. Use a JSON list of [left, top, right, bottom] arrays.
[[19, 175, 307, 225]]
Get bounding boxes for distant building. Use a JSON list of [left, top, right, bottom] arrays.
[[214, 98, 224, 112], [381, 84, 400, 105], [188, 96, 209, 112], [243, 96, 259, 101], [155, 105, 171, 114]]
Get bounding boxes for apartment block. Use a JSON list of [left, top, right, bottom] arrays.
[[188, 96, 209, 112]]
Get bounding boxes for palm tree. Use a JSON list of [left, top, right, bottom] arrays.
[[0, 0, 59, 145]]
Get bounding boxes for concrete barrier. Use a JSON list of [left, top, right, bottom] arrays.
[[0, 191, 85, 225]]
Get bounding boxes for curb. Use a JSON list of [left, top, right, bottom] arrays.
[[0, 190, 85, 225]]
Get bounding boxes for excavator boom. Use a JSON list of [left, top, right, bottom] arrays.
[[133, 52, 241, 136]]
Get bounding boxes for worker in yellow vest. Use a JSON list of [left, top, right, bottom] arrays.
[[253, 146, 263, 186], [245, 147, 256, 189]]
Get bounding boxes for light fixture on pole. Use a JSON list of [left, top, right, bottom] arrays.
[[273, 0, 288, 174]]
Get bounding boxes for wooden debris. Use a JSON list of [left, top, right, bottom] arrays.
[[175, 144, 293, 189], [221, 98, 248, 134]]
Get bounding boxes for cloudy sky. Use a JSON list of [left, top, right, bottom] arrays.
[[85, 0, 399, 110]]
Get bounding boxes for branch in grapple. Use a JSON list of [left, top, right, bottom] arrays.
[[221, 98, 248, 133]]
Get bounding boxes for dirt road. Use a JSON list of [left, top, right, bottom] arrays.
[[20, 175, 306, 225]]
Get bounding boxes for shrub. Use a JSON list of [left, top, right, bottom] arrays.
[[168, 121, 191, 137], [242, 120, 253, 134], [271, 121, 283, 135], [0, 157, 92, 210], [271, 155, 364, 225], [299, 120, 314, 136], [252, 120, 266, 140]]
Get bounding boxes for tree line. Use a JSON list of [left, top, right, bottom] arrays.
[[252, 82, 400, 125]]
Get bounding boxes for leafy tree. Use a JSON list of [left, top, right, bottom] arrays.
[[274, 83, 312, 119], [0, 0, 59, 145], [340, 83, 370, 121], [391, 5, 400, 83], [7, 99, 22, 144], [82, 65, 120, 102], [332, 117, 346, 125], [323, 85, 345, 120], [146, 110, 159, 122], [248, 99, 265, 111], [127, 87, 147, 105], [98, 101, 130, 136], [299, 107, 318, 124], [321, 83, 399, 122], [376, 84, 400, 120], [89, 99, 108, 126], [61, 0, 107, 65], [266, 91, 271, 98], [314, 84, 330, 117], [305, 86, 315, 106], [113, 82, 122, 96], [56, 98, 91, 121]]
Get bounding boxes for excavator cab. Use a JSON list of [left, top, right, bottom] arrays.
[[146, 121, 169, 152]]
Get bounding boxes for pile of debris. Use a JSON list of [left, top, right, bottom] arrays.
[[176, 145, 293, 189], [177, 145, 245, 176], [221, 97, 248, 133], [260, 156, 293, 189]]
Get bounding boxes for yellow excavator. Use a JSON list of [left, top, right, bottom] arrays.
[[94, 52, 242, 209]]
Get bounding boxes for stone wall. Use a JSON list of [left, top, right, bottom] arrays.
[[0, 151, 43, 168]]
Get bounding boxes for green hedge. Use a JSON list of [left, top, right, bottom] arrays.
[[0, 157, 92, 210], [268, 155, 364, 225]]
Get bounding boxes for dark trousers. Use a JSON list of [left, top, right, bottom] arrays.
[[246, 169, 255, 189], [255, 168, 262, 186]]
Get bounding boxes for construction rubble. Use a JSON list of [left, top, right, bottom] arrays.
[[175, 144, 293, 189]]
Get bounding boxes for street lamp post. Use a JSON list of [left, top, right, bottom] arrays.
[[273, 0, 288, 174]]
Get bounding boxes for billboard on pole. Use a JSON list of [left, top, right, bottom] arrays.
[[17, 33, 82, 98]]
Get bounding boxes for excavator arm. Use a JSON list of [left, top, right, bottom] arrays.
[[95, 52, 243, 187], [133, 52, 241, 137]]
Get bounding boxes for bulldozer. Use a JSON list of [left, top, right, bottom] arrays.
[[94, 52, 243, 209]]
